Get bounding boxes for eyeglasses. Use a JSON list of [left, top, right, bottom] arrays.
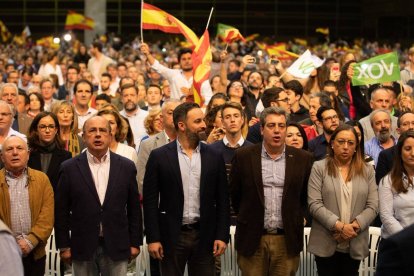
[[275, 98, 289, 103], [231, 83, 243, 88], [38, 125, 56, 131], [335, 139, 356, 146], [323, 115, 339, 122]]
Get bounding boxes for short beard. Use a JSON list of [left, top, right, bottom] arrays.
[[185, 128, 204, 147], [124, 102, 137, 112], [182, 67, 192, 73], [377, 129, 391, 143], [324, 127, 335, 135]]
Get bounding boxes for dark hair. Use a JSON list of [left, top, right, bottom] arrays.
[[287, 121, 309, 150], [92, 42, 103, 52], [28, 111, 64, 150], [338, 60, 356, 93], [326, 124, 365, 182], [285, 80, 304, 98], [247, 71, 264, 85], [397, 111, 414, 128], [390, 131, 414, 193], [316, 106, 336, 122], [311, 92, 332, 109], [345, 120, 365, 155], [204, 105, 223, 136], [206, 93, 228, 114], [173, 102, 199, 130], [18, 90, 30, 105], [67, 64, 80, 74], [178, 48, 192, 62], [21, 67, 34, 77], [147, 84, 162, 94], [119, 77, 135, 88], [28, 92, 45, 111], [117, 62, 127, 69], [260, 106, 288, 126], [74, 79, 93, 94], [101, 72, 112, 81], [120, 83, 137, 95], [261, 87, 285, 108], [323, 80, 337, 88], [95, 93, 111, 104], [229, 59, 241, 67]]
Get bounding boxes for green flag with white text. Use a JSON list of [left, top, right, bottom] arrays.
[[352, 52, 400, 86]]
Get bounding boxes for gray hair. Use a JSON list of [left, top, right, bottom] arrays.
[[260, 106, 289, 126], [0, 100, 15, 118], [0, 83, 18, 98], [161, 98, 181, 112], [369, 109, 392, 127], [370, 87, 389, 101]]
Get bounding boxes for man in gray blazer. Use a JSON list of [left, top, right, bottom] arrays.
[[137, 99, 180, 195]]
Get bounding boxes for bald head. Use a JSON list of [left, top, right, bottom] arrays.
[[82, 116, 112, 159]]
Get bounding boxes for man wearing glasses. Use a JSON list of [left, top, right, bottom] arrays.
[[308, 106, 340, 160], [0, 101, 26, 152]]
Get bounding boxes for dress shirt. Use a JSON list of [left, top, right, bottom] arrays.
[[177, 139, 201, 225], [120, 108, 149, 150], [308, 134, 329, 161], [151, 60, 212, 103], [379, 174, 414, 239], [365, 136, 397, 166], [86, 149, 110, 205], [76, 107, 97, 132], [6, 169, 33, 248], [223, 135, 244, 148], [261, 144, 286, 230]]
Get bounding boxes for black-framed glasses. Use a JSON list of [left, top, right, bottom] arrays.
[[38, 125, 56, 131], [276, 98, 289, 103]]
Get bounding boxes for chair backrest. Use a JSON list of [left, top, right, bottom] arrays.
[[296, 227, 318, 276], [44, 229, 61, 276], [359, 227, 382, 276]]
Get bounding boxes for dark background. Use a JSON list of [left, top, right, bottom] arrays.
[[1, 0, 413, 45]]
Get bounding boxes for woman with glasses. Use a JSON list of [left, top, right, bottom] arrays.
[[308, 124, 378, 276], [28, 111, 72, 191]]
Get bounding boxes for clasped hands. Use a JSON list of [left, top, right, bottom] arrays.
[[333, 220, 360, 243]]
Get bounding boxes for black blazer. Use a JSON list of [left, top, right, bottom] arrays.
[[375, 145, 395, 184], [230, 144, 313, 257], [143, 141, 230, 253], [55, 151, 142, 261], [28, 148, 72, 191], [376, 224, 414, 276]]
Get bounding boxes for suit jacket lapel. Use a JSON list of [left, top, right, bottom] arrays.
[[350, 175, 359, 216], [103, 152, 120, 207], [331, 174, 342, 213], [166, 141, 184, 195], [251, 144, 264, 206], [47, 150, 61, 176], [77, 152, 101, 204]]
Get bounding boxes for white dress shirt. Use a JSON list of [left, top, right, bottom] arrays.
[[120, 108, 148, 150], [86, 149, 110, 205]]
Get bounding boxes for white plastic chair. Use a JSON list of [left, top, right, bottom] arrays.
[[45, 229, 62, 276], [359, 226, 381, 276]]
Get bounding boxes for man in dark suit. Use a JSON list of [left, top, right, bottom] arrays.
[[231, 106, 313, 276], [376, 223, 414, 276], [143, 102, 230, 276], [55, 116, 142, 275], [376, 111, 414, 184]]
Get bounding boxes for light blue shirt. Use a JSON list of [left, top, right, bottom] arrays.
[[364, 136, 397, 166], [177, 139, 201, 225], [261, 144, 286, 230]]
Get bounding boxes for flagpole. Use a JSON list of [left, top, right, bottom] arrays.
[[140, 0, 144, 42], [205, 7, 214, 30], [224, 43, 229, 51]]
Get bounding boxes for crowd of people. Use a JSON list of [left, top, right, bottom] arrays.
[[0, 35, 414, 276]]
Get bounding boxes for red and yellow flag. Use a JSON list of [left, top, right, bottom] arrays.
[[0, 20, 11, 42], [142, 2, 199, 48], [192, 30, 211, 106], [223, 28, 245, 43], [65, 11, 95, 30], [266, 44, 299, 59]]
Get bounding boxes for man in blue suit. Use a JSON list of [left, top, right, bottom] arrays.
[[55, 116, 142, 275], [143, 102, 230, 276]]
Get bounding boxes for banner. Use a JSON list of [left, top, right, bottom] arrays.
[[351, 52, 400, 86], [286, 50, 325, 79]]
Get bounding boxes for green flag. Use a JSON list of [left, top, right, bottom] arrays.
[[216, 23, 235, 40], [352, 52, 400, 86]]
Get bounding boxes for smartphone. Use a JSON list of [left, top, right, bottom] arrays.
[[269, 59, 279, 65]]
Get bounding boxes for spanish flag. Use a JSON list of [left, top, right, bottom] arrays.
[[0, 20, 11, 42], [65, 11, 95, 30], [216, 23, 245, 43], [192, 30, 211, 106], [142, 2, 199, 48], [266, 44, 299, 59]]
